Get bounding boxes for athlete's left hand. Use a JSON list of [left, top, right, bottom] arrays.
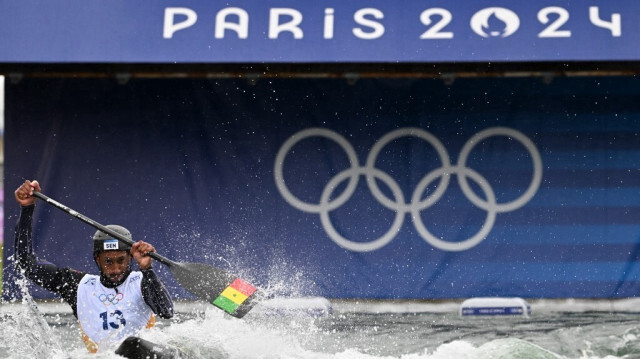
[[131, 241, 155, 270]]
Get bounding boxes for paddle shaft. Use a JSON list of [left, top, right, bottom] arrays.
[[32, 191, 177, 268]]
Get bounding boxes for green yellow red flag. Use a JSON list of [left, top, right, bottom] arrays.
[[213, 278, 256, 314]]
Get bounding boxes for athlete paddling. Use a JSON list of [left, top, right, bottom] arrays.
[[14, 180, 174, 353]]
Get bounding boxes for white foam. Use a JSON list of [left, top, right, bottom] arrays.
[[2, 298, 638, 359]]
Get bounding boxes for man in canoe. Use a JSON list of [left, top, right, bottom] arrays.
[[14, 180, 174, 353]]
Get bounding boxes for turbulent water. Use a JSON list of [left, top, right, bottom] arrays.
[[2, 294, 640, 359]]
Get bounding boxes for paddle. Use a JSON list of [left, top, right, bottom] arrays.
[[32, 191, 260, 319]]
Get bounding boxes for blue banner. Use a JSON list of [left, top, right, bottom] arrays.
[[0, 0, 636, 63], [4, 76, 640, 300]]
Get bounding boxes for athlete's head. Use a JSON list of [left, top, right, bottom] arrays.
[[93, 225, 132, 286]]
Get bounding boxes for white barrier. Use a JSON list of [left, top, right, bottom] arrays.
[[253, 297, 333, 317], [459, 297, 531, 317]]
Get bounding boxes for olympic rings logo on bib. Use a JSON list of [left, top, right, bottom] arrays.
[[98, 292, 124, 305], [274, 127, 543, 252]]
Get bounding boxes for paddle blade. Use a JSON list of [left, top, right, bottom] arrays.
[[169, 262, 260, 318]]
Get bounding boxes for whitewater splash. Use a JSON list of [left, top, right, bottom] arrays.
[[3, 255, 640, 359], [0, 272, 65, 359], [3, 295, 640, 359]]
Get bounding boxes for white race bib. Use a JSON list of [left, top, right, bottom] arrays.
[[76, 272, 153, 350]]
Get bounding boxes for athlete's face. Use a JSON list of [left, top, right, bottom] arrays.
[[95, 251, 131, 284]]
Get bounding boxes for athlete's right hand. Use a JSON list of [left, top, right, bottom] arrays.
[[15, 180, 41, 207]]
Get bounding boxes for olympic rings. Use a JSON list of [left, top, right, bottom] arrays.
[[274, 127, 543, 252], [98, 292, 124, 305]]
